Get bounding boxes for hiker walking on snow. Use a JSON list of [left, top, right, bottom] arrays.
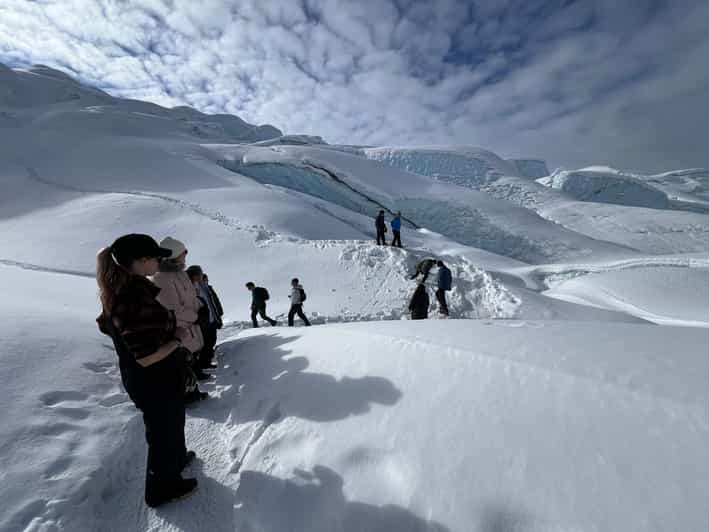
[[246, 282, 277, 327], [96, 234, 198, 508], [152, 237, 211, 396], [409, 283, 430, 320], [288, 278, 311, 327], [375, 210, 387, 246], [436, 260, 452, 317], [410, 258, 436, 283], [391, 211, 402, 248]]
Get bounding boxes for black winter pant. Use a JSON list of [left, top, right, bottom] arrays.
[[391, 230, 402, 247], [436, 288, 449, 316], [252, 303, 276, 327], [129, 351, 187, 503], [288, 304, 311, 327], [199, 322, 218, 366], [376, 228, 387, 245]]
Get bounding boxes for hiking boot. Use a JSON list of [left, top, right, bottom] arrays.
[[145, 477, 198, 508]]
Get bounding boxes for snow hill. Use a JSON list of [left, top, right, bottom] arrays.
[[2, 63, 709, 531]]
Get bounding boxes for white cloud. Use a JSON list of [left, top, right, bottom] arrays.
[[0, 0, 708, 171]]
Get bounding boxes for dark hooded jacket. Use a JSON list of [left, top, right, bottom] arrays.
[[408, 285, 430, 320]]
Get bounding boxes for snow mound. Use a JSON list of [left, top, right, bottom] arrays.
[[508, 159, 550, 179], [540, 168, 670, 209], [362, 146, 520, 186], [545, 265, 709, 326]]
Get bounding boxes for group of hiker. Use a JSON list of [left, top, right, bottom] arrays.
[[96, 234, 231, 507], [245, 278, 311, 328], [408, 258, 452, 319], [95, 233, 317, 508], [375, 210, 403, 247], [95, 229, 455, 509]]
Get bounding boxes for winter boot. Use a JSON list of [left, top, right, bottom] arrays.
[[145, 476, 198, 508]]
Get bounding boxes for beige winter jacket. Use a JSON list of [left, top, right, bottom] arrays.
[[152, 270, 204, 354]]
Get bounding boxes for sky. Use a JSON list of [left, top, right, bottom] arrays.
[[1, 0, 708, 172]]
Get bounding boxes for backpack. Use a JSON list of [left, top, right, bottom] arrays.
[[299, 288, 307, 302], [263, 288, 270, 301]]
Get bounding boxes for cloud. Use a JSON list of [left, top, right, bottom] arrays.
[[1, 0, 708, 171]]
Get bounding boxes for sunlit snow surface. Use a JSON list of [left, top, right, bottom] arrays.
[[1, 64, 709, 532]]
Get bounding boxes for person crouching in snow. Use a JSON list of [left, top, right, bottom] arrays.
[[409, 282, 430, 320], [96, 234, 198, 508], [151, 237, 210, 401], [288, 277, 311, 327], [409, 258, 436, 283]]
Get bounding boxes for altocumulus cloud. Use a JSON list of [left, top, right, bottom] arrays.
[[1, 0, 708, 171]]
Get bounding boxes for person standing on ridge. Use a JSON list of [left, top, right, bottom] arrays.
[[246, 282, 277, 327], [288, 277, 311, 327], [410, 258, 437, 283], [375, 210, 387, 246], [96, 234, 198, 508], [391, 211, 402, 248], [436, 260, 452, 317], [409, 282, 430, 320]]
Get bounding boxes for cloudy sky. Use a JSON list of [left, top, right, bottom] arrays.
[[1, 0, 708, 171]]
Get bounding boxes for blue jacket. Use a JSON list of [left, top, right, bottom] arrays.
[[438, 266, 452, 291], [391, 216, 401, 231]]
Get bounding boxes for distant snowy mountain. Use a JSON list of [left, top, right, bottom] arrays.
[[2, 63, 709, 532], [0, 64, 282, 142]]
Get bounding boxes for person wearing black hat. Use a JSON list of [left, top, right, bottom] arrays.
[[375, 210, 387, 246], [96, 234, 198, 508]]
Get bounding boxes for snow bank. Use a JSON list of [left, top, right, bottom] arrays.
[[545, 265, 709, 326], [540, 168, 669, 209], [507, 159, 550, 179]]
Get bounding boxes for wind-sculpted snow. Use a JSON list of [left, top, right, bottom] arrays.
[[508, 159, 550, 179], [363, 146, 519, 186], [540, 168, 670, 209]]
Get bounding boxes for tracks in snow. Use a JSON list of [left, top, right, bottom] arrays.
[[22, 164, 281, 243]]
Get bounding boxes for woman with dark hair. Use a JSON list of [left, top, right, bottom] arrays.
[[96, 234, 198, 508]]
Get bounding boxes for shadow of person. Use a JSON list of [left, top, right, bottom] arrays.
[[235, 465, 450, 532], [192, 332, 402, 424]]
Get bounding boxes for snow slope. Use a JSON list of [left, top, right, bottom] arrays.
[[545, 265, 709, 326], [4, 287, 709, 531], [539, 167, 670, 209], [2, 63, 709, 532]]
